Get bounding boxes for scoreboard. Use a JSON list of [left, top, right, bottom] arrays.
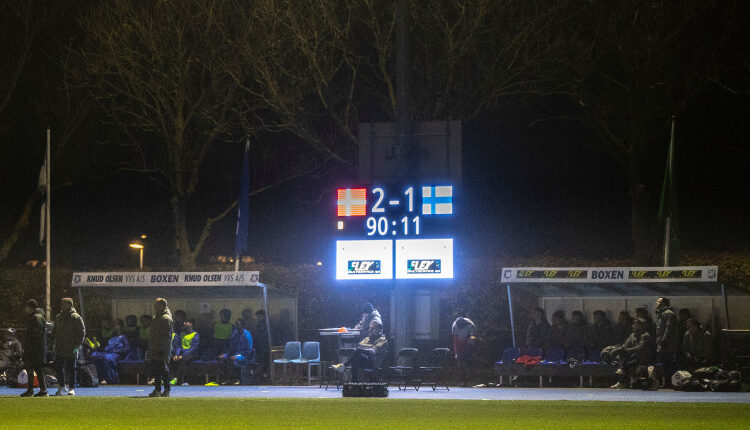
[[335, 185, 455, 280]]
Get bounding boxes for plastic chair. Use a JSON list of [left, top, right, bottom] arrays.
[[388, 348, 420, 390], [272, 341, 301, 384], [543, 347, 565, 364], [291, 341, 321, 385], [497, 347, 521, 364]]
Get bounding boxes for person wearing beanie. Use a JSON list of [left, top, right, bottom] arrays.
[[20, 299, 48, 397], [53, 298, 85, 396], [148, 298, 173, 397]]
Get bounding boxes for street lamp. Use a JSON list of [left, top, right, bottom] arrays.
[[129, 235, 146, 270]]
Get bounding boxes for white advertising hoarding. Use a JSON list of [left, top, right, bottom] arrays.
[[336, 239, 394, 280], [395, 238, 453, 279]]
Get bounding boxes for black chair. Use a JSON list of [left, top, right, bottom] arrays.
[[323, 347, 356, 390], [419, 347, 451, 391], [388, 348, 420, 391]]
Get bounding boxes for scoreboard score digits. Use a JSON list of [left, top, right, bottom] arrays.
[[336, 185, 453, 237]]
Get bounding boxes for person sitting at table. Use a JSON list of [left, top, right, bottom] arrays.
[[332, 320, 387, 382], [353, 302, 382, 332]]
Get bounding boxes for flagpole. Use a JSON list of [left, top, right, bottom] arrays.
[[45, 126, 51, 320], [662, 117, 675, 267]]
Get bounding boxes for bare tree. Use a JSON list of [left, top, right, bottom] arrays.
[[78, 0, 296, 269], [554, 0, 726, 263]]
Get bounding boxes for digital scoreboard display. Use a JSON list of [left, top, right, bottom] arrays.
[[335, 185, 455, 280]]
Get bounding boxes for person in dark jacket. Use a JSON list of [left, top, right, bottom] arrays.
[[0, 328, 23, 377], [682, 318, 714, 371], [91, 319, 130, 385], [354, 302, 382, 332], [218, 319, 254, 384], [332, 320, 388, 382], [655, 297, 679, 382], [254, 309, 270, 380], [524, 308, 549, 350], [609, 318, 656, 389], [20, 299, 48, 397], [53, 298, 85, 396], [148, 298, 173, 397]]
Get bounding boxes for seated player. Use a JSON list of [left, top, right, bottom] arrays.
[[90, 319, 131, 384], [171, 318, 200, 385], [606, 318, 656, 390], [333, 320, 387, 382], [214, 309, 233, 356], [218, 319, 254, 384], [682, 318, 714, 370]]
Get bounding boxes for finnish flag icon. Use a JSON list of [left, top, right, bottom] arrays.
[[421, 186, 453, 215]]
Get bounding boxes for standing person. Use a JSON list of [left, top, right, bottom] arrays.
[[655, 297, 679, 383], [53, 298, 85, 396], [148, 298, 173, 398], [254, 309, 270, 380], [354, 302, 382, 332], [451, 317, 477, 387], [20, 299, 48, 397]]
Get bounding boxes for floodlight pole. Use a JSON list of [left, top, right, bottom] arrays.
[[507, 284, 516, 348], [45, 127, 51, 321], [662, 118, 675, 266]]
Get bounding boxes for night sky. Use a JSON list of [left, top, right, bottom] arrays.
[[1, 2, 749, 272]]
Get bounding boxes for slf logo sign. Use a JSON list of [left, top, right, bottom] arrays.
[[348, 260, 381, 275], [407, 259, 441, 274]]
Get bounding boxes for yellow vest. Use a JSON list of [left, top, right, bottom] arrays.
[[214, 322, 232, 340], [181, 331, 197, 350]]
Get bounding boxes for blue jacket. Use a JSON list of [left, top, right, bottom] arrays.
[[230, 328, 253, 357], [174, 331, 200, 357], [103, 334, 130, 359]]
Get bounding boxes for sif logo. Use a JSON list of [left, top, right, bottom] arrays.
[[407, 259, 441, 274], [348, 260, 381, 274]]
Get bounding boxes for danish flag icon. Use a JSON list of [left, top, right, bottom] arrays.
[[337, 188, 367, 216]]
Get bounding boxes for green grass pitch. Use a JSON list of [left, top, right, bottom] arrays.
[[1, 398, 748, 429]]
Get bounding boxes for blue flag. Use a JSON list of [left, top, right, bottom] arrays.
[[235, 139, 250, 256]]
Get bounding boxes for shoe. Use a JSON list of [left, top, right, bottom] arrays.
[[55, 386, 68, 396], [161, 390, 170, 398], [20, 391, 34, 397], [148, 390, 161, 397], [67, 389, 76, 396], [147, 378, 155, 385], [610, 382, 625, 389], [181, 382, 189, 386], [233, 380, 240, 385], [332, 363, 345, 374], [615, 368, 625, 376], [170, 378, 178, 386], [205, 382, 219, 387], [34, 391, 49, 397], [100, 380, 107, 385]]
